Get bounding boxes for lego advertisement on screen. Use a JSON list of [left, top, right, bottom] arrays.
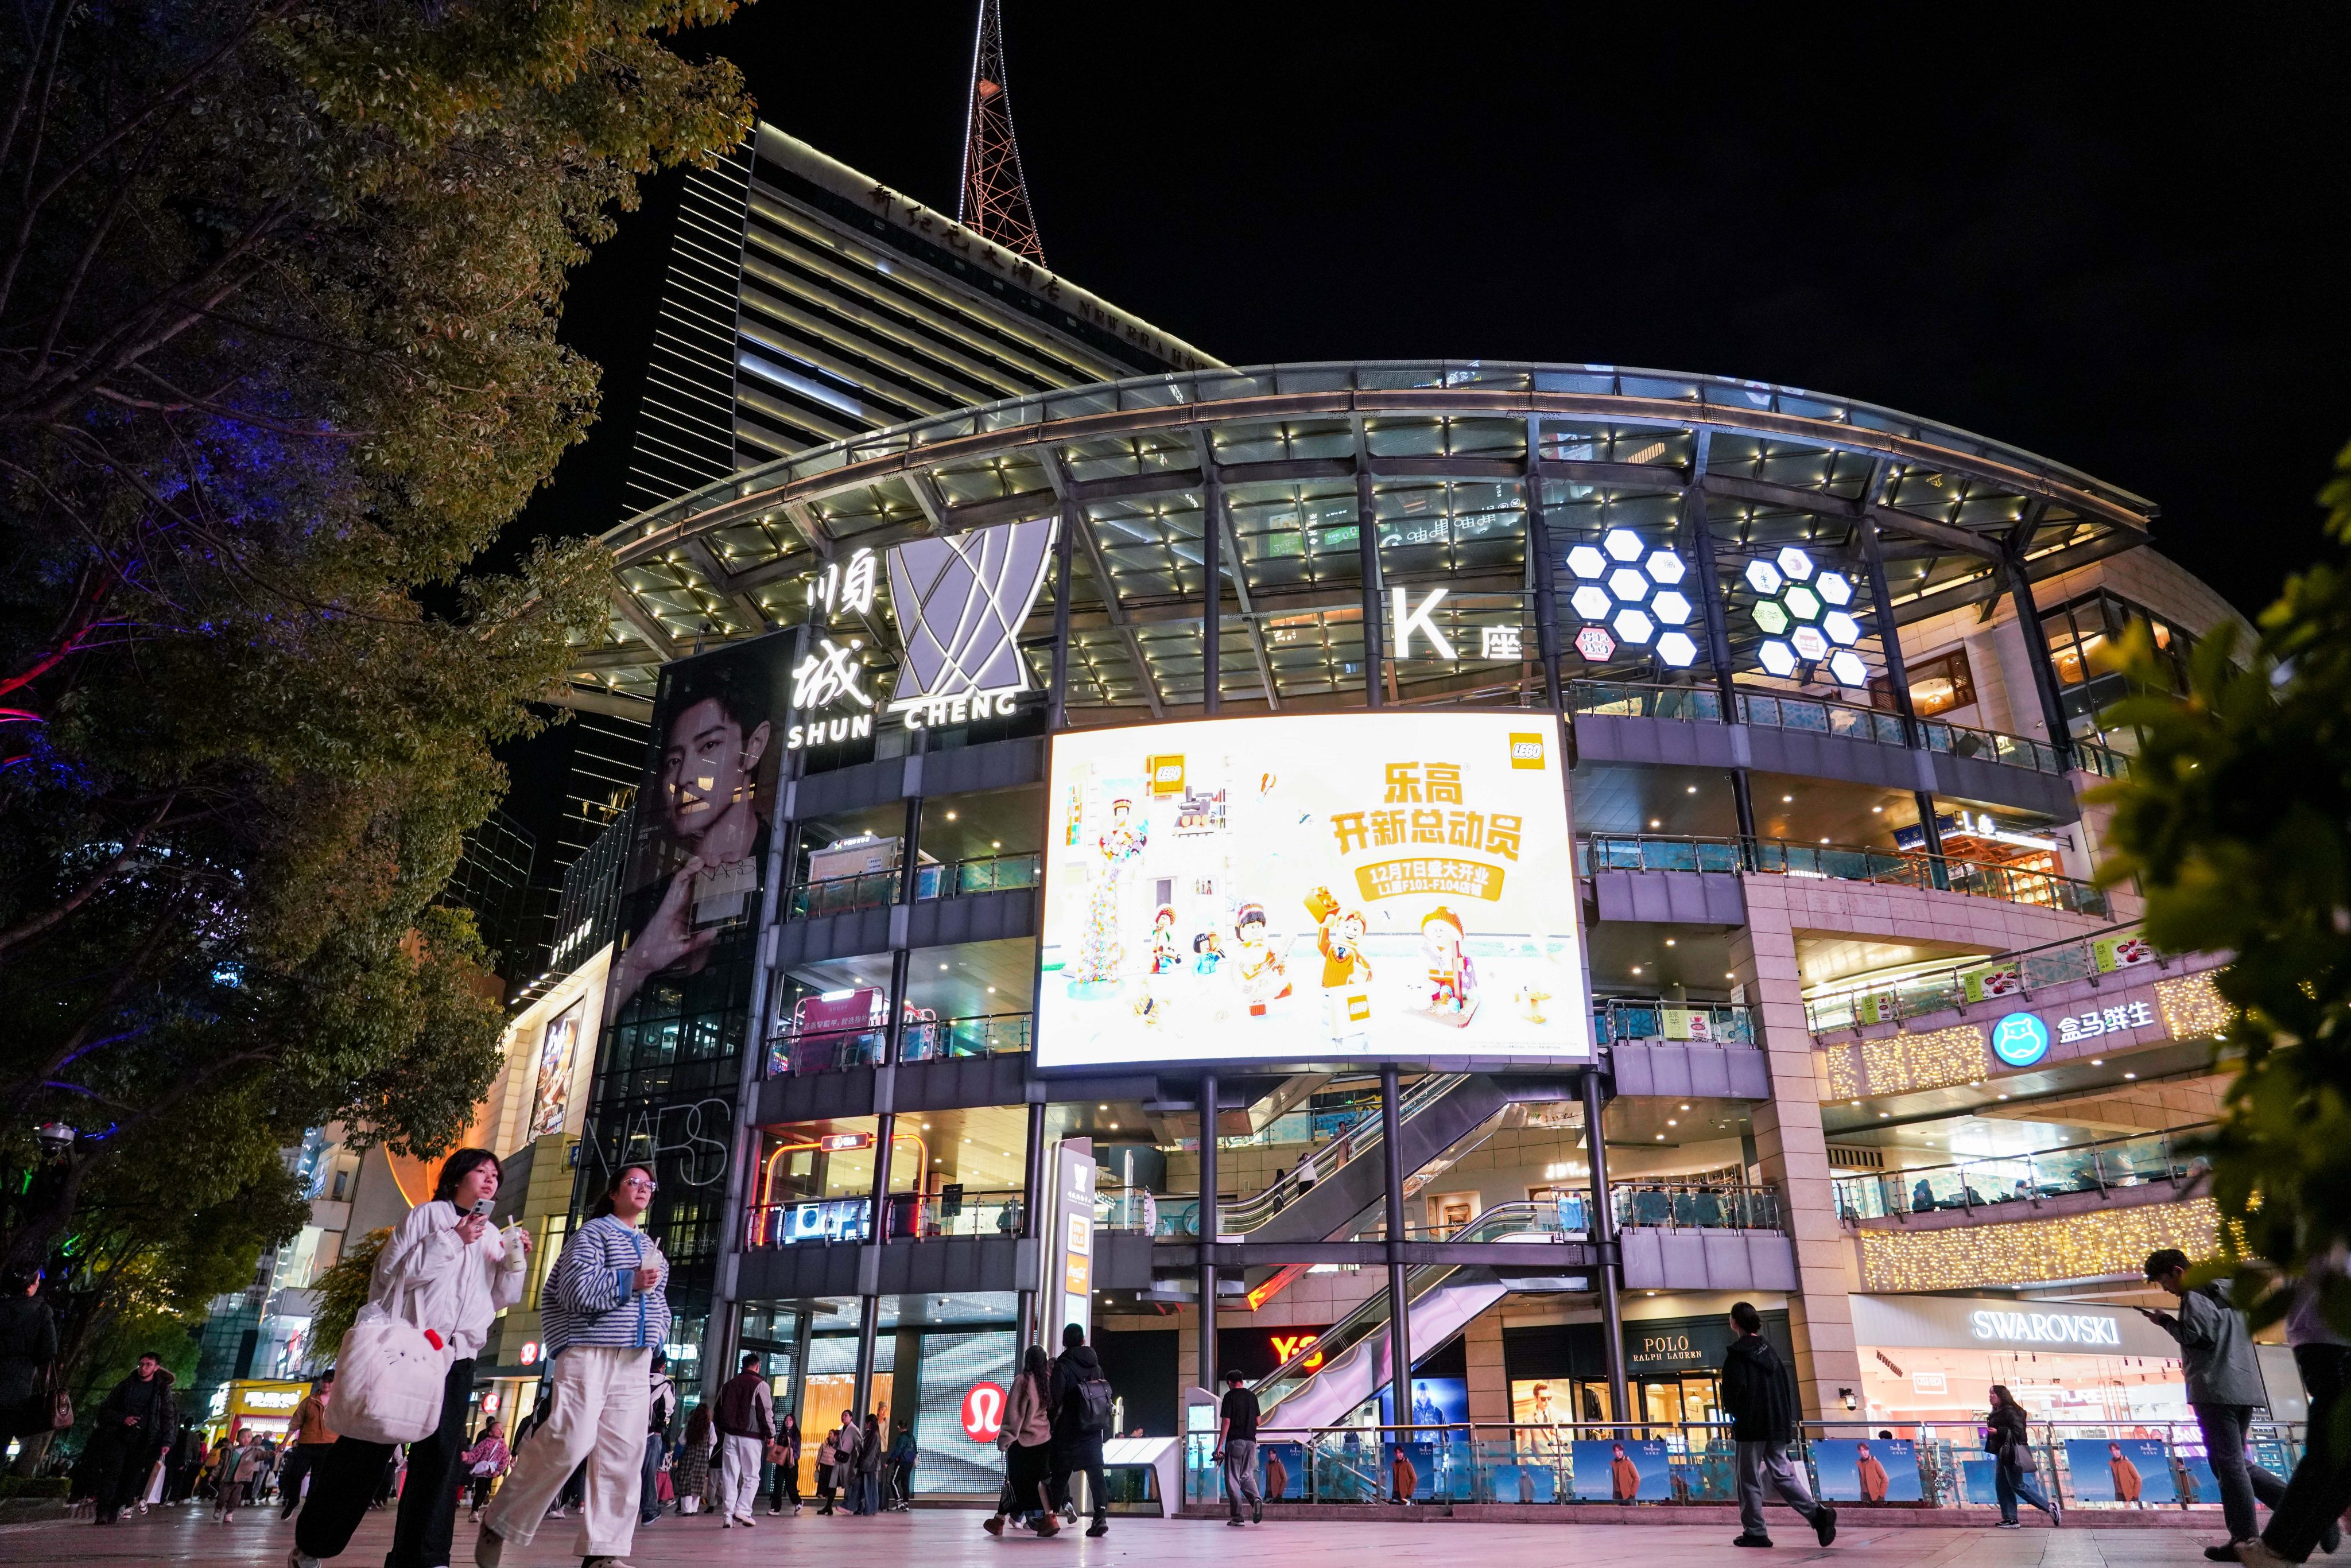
[[1035, 712, 1591, 1069]]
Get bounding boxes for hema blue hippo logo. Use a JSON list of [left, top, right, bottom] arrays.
[[1991, 1012, 2050, 1067]]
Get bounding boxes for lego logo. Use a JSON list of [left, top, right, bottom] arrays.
[[1508, 732, 1545, 768], [1154, 764, 1181, 782]]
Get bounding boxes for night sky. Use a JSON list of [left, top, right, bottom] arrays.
[[516, 6, 2351, 621]]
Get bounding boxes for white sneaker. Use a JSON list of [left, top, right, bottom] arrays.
[[721, 1518, 732, 1528], [735, 1513, 757, 1527]]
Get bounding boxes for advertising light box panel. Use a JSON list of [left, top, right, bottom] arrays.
[[1037, 711, 1591, 1069]]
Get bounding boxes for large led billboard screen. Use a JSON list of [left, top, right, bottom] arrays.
[[1036, 711, 1591, 1069]]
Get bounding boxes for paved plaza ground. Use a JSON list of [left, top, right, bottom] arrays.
[[0, 1502, 2244, 1568]]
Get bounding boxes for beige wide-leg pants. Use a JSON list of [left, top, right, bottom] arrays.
[[482, 1346, 651, 1559]]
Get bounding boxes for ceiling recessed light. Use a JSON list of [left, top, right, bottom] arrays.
[[1686, 785, 1697, 794], [938, 962, 949, 970], [1872, 806, 1883, 814], [1665, 938, 1677, 947], [945, 810, 957, 820], [1666, 1119, 1678, 1126], [1997, 1094, 2009, 1100], [1655, 1133, 1665, 1140], [987, 986, 996, 993], [2124, 1072, 2137, 1080], [1879, 1112, 1890, 1119], [992, 840, 1001, 849], [1631, 965, 1643, 975], [1679, 1104, 1690, 1111], [1725, 972, 1736, 979], [1782, 794, 1794, 803]]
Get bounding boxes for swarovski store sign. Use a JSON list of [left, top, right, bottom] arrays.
[[1852, 1294, 2172, 1357]]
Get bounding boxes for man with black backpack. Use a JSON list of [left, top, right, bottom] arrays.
[[1049, 1323, 1114, 1538]]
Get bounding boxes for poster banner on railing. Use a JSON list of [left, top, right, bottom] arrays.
[[1570, 1438, 1672, 1501], [2062, 1437, 2176, 1503], [1811, 1438, 1923, 1503], [1259, 1441, 1307, 1501], [1037, 711, 1591, 1069], [1492, 1462, 1561, 1503], [2094, 932, 2158, 973]]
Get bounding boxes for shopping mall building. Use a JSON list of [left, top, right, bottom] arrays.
[[237, 125, 2271, 1510]]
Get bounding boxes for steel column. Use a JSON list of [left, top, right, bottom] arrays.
[[1202, 476, 1223, 715], [1048, 505, 1076, 729], [1017, 1097, 1048, 1350], [1197, 1072, 1219, 1388], [852, 789, 923, 1421], [1524, 433, 1564, 711], [1379, 1066, 1413, 1433], [2002, 534, 2076, 769], [1582, 1066, 1630, 1426], [1859, 515, 1947, 871], [1682, 436, 1759, 853], [1356, 429, 1384, 707]]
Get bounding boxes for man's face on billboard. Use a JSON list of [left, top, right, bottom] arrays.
[[658, 697, 769, 845]]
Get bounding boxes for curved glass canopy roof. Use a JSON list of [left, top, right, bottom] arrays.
[[573, 360, 2154, 719]]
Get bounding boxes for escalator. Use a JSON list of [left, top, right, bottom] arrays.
[[1216, 1073, 1517, 1245], [1251, 1203, 1577, 1432]]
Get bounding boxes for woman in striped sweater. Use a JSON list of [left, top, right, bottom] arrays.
[[478, 1165, 669, 1568]]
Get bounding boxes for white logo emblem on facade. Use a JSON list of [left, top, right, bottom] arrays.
[[885, 518, 1057, 727], [808, 547, 878, 619]]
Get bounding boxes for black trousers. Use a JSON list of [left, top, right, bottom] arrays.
[[1051, 1437, 1106, 1526], [90, 1424, 157, 1520], [2267, 1345, 2351, 1561], [296, 1356, 473, 1568], [768, 1456, 799, 1509], [279, 1443, 324, 1516]]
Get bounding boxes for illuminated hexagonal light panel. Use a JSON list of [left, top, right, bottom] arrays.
[[1650, 589, 1692, 625], [1752, 600, 1789, 635], [1744, 559, 1783, 596], [1758, 639, 1798, 677], [1782, 583, 1821, 622], [1607, 567, 1651, 603], [1656, 630, 1698, 667], [1566, 545, 1608, 579], [1817, 571, 1855, 607], [1644, 550, 1686, 586], [1776, 545, 1815, 581], [1603, 527, 1645, 562], [1791, 625, 1829, 662], [1574, 625, 1616, 661], [1570, 584, 1612, 620], [1822, 610, 1861, 646], [1828, 649, 1868, 686], [1612, 607, 1655, 645]]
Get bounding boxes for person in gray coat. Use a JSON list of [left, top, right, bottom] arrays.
[[2143, 1249, 2288, 1561]]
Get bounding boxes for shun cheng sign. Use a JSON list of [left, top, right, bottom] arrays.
[[783, 520, 1058, 751], [1968, 1308, 2124, 1347]]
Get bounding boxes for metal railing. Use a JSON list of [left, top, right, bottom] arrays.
[[1805, 925, 2172, 1033], [1211, 1073, 1467, 1235], [1179, 1417, 2302, 1510], [1566, 680, 2129, 779], [1595, 998, 1755, 1046], [745, 1186, 1169, 1249], [765, 1010, 1036, 1078], [1158, 1182, 1779, 1242], [1836, 1124, 2210, 1222], [1581, 832, 2109, 917], [783, 851, 1041, 919]]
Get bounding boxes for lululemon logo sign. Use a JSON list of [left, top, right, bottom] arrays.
[[961, 1381, 1007, 1442]]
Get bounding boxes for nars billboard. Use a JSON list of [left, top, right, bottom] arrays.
[[1035, 710, 1593, 1069]]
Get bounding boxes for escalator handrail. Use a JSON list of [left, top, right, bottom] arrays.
[[1251, 1201, 1559, 1406], [1219, 1073, 1470, 1232]]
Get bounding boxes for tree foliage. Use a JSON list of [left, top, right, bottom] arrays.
[[307, 1224, 389, 1357], [2093, 438, 2351, 1318], [0, 0, 750, 1309]]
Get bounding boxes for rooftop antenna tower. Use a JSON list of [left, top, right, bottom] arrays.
[[957, 0, 1046, 263]]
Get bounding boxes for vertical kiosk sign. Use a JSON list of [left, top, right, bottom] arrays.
[[1046, 1138, 1095, 1345]]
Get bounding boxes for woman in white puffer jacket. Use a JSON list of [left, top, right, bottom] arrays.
[[289, 1148, 530, 1568]]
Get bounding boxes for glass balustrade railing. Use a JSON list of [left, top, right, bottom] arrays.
[[1162, 1183, 1777, 1243], [1835, 1125, 2210, 1221], [1178, 1418, 2302, 1510], [767, 1010, 1034, 1077], [1581, 832, 2109, 917], [1594, 998, 1754, 1046], [1564, 680, 2129, 779], [1805, 926, 2168, 1032], [784, 851, 1040, 919]]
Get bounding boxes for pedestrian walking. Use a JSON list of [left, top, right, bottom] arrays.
[[87, 1352, 175, 1524], [674, 1402, 712, 1515], [278, 1371, 337, 1518], [713, 1352, 775, 1527], [855, 1411, 883, 1514], [1720, 1299, 1836, 1548], [1049, 1323, 1112, 1537], [814, 1415, 843, 1515], [1215, 1367, 1262, 1527], [211, 1426, 250, 1522], [461, 1422, 510, 1522], [0, 1262, 60, 1470], [641, 1349, 676, 1526], [766, 1412, 802, 1516], [981, 1346, 1057, 1536], [289, 1147, 531, 1568], [1986, 1384, 2059, 1528], [2143, 1248, 2291, 1562], [2238, 1253, 2351, 1568], [476, 1163, 669, 1568], [167, 1422, 208, 1504], [883, 1416, 915, 1511]]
